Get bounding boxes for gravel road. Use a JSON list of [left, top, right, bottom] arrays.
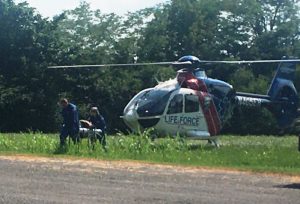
[[0, 155, 299, 204]]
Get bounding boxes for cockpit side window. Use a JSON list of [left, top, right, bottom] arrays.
[[185, 94, 200, 113], [137, 89, 173, 117], [167, 94, 183, 114]]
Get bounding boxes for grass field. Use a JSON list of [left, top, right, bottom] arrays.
[[0, 132, 300, 174]]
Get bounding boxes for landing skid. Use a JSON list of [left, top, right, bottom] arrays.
[[207, 139, 220, 148]]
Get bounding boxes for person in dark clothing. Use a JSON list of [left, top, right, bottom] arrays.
[[89, 107, 106, 132], [88, 107, 106, 146], [59, 98, 80, 146]]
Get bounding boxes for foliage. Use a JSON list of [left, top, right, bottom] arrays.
[[0, 0, 299, 134], [0, 0, 56, 131]]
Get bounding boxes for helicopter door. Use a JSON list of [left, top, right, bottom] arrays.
[[164, 94, 184, 135], [182, 94, 207, 135]]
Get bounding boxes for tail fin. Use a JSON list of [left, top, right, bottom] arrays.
[[267, 57, 298, 128]]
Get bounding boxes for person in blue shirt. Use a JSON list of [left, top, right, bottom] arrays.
[[88, 107, 106, 145], [59, 98, 80, 146]]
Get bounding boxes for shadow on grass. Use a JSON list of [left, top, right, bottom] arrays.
[[52, 142, 107, 155], [276, 183, 300, 189], [188, 144, 204, 151], [53, 146, 68, 154], [187, 143, 217, 151]]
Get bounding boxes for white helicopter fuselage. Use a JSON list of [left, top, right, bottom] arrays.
[[155, 88, 210, 138], [123, 78, 219, 139]]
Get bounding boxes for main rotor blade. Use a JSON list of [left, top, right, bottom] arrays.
[[48, 62, 174, 69], [199, 59, 300, 64], [48, 58, 300, 69]]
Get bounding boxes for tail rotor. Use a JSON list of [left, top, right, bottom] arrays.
[[267, 58, 299, 129]]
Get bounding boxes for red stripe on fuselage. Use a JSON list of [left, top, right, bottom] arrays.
[[177, 70, 221, 135], [198, 92, 221, 136]]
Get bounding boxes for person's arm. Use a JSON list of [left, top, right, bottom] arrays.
[[72, 106, 80, 131], [65, 105, 79, 129], [63, 108, 72, 128], [99, 115, 106, 131]]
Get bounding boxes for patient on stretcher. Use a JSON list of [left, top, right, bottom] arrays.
[[79, 107, 106, 146]]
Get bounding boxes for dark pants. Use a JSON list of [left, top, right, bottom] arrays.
[[97, 131, 106, 146], [60, 127, 79, 146]]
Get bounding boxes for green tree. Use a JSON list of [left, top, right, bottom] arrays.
[[138, 0, 225, 61], [221, 0, 300, 59], [0, 0, 56, 131], [0, 0, 298, 135]]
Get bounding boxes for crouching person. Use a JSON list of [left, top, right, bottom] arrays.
[[89, 107, 106, 146]]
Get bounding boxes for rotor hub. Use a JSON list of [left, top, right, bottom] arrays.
[[178, 55, 201, 69]]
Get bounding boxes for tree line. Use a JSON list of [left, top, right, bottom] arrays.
[[0, 0, 299, 134]]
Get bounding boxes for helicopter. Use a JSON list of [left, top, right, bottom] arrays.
[[49, 55, 300, 146]]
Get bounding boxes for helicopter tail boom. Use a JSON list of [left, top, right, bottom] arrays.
[[236, 59, 298, 129], [235, 93, 271, 107], [266, 60, 298, 128]]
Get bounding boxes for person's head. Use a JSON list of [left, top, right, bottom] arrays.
[[90, 107, 99, 116], [59, 98, 69, 108]]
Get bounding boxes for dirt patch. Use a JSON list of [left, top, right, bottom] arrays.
[[0, 154, 299, 182]]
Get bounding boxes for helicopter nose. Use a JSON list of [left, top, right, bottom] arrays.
[[123, 109, 141, 132]]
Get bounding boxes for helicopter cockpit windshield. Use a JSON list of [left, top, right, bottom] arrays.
[[137, 88, 173, 117], [194, 68, 207, 79]]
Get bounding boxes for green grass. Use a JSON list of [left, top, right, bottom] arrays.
[[0, 132, 300, 174]]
